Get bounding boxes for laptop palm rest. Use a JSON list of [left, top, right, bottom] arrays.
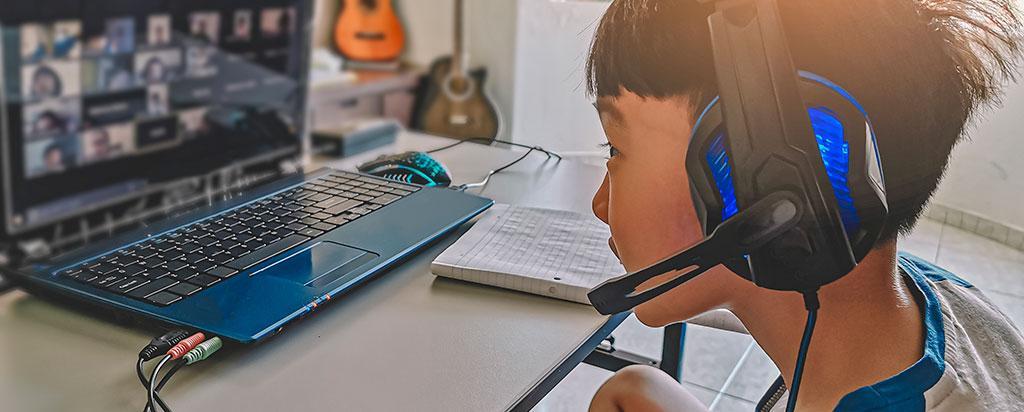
[[259, 241, 379, 289]]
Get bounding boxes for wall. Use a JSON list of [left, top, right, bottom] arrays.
[[932, 77, 1024, 230], [511, 0, 610, 154]]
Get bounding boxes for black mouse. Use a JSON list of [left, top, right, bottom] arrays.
[[357, 151, 453, 187]]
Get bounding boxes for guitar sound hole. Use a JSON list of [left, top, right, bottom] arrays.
[[360, 0, 379, 10], [355, 32, 386, 40]]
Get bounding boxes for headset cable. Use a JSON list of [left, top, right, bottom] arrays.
[[786, 290, 820, 412]]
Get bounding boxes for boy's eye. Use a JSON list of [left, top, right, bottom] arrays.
[[600, 142, 620, 159]]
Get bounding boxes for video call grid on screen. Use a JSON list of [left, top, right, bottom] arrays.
[[1, 0, 311, 234]]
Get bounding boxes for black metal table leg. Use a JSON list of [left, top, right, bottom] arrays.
[[660, 323, 686, 381]]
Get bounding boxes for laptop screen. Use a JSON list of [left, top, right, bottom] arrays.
[[0, 0, 311, 235]]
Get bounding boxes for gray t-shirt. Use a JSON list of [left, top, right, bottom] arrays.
[[761, 252, 1024, 411]]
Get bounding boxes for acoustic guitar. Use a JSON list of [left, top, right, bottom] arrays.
[[414, 0, 500, 140], [333, 0, 406, 62]]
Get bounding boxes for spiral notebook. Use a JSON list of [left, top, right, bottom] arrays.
[[431, 204, 626, 305]]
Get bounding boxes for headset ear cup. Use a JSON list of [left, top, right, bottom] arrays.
[[798, 73, 888, 261]]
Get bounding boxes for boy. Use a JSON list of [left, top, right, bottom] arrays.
[[584, 0, 1024, 410]]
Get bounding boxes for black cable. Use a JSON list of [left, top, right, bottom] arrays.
[[786, 290, 820, 412], [137, 358, 172, 412], [452, 147, 540, 192], [426, 137, 562, 160], [156, 361, 186, 392], [148, 356, 173, 412]]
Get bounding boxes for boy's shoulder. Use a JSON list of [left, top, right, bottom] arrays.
[[767, 253, 1024, 411], [896, 252, 1024, 411]]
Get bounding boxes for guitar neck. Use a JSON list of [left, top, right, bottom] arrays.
[[452, 0, 466, 77]]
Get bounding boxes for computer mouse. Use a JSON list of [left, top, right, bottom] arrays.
[[357, 151, 453, 187]]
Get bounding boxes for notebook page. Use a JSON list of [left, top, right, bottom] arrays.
[[432, 204, 626, 304]]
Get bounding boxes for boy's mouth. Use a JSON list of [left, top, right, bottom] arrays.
[[608, 237, 620, 261]]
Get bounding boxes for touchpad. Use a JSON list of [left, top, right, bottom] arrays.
[[260, 241, 379, 288]]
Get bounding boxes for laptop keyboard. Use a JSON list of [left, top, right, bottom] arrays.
[[54, 172, 420, 307]]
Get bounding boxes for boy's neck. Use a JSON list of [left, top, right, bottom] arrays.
[[729, 241, 924, 410]]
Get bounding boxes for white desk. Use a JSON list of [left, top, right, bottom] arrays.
[[0, 131, 631, 411]]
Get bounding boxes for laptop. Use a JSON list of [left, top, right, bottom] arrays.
[[0, 0, 492, 343]]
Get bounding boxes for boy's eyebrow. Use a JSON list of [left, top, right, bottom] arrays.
[[594, 100, 623, 123]]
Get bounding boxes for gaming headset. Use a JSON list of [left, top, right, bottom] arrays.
[[587, 0, 888, 320]]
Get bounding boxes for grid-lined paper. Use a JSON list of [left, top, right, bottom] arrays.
[[431, 204, 626, 305]]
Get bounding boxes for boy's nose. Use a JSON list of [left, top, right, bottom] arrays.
[[592, 173, 610, 225]]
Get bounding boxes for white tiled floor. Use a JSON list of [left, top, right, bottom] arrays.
[[532, 218, 1024, 411]]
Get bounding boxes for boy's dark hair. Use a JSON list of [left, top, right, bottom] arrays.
[[586, 0, 1023, 241]]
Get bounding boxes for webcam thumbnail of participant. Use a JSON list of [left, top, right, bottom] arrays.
[[20, 24, 51, 64], [260, 8, 295, 38], [21, 60, 81, 100], [190, 12, 221, 44], [18, 21, 78, 63], [231, 10, 253, 41], [82, 55, 135, 93], [147, 85, 169, 116], [185, 46, 218, 78], [86, 17, 135, 55], [80, 123, 135, 164], [52, 21, 82, 58], [135, 49, 183, 84], [179, 107, 210, 138], [24, 134, 79, 178], [23, 97, 81, 137], [148, 14, 172, 46]]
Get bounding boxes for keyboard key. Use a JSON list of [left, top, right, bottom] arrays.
[[127, 278, 177, 299], [189, 275, 221, 287], [314, 197, 346, 209], [311, 222, 336, 232], [324, 216, 350, 226], [299, 218, 320, 226], [193, 261, 217, 273], [93, 262, 120, 275], [92, 274, 124, 288], [180, 243, 202, 254], [167, 282, 201, 297], [184, 253, 208, 264], [170, 268, 199, 282], [135, 249, 159, 260], [298, 228, 325, 238], [142, 268, 170, 279], [78, 270, 101, 283], [201, 246, 225, 257], [325, 200, 362, 215], [143, 257, 164, 268], [224, 234, 309, 271], [146, 292, 182, 307], [286, 223, 307, 231], [111, 277, 149, 293], [348, 207, 374, 215], [370, 194, 400, 205], [305, 193, 330, 202], [311, 212, 333, 220], [161, 250, 184, 261], [123, 264, 147, 277], [209, 254, 234, 265], [166, 261, 189, 272], [207, 266, 238, 279]]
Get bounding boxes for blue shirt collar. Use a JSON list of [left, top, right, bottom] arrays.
[[833, 252, 946, 411]]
